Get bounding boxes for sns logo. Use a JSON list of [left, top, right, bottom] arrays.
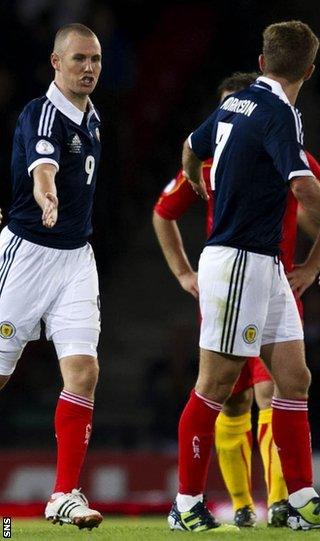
[[192, 436, 200, 459], [84, 423, 92, 445], [0, 322, 16, 339], [242, 324, 258, 344]]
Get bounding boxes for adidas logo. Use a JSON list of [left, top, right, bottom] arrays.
[[68, 133, 82, 154]]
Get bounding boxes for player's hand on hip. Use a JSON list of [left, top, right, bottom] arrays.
[[183, 171, 209, 201], [42, 192, 58, 228], [287, 264, 317, 297], [178, 270, 199, 299]]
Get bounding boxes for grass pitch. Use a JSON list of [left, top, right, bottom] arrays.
[[11, 517, 320, 540]]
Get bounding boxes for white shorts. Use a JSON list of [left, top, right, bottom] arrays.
[[198, 246, 303, 356], [0, 227, 100, 374]]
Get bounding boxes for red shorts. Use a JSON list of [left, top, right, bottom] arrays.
[[232, 357, 272, 395]]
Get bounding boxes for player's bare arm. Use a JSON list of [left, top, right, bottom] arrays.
[[33, 163, 59, 228], [0, 208, 2, 225], [152, 211, 199, 298], [182, 139, 209, 201], [297, 205, 320, 239], [287, 176, 320, 295]]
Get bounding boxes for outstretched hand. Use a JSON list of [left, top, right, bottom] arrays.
[[42, 192, 58, 228]]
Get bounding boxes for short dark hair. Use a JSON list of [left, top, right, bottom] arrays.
[[217, 72, 259, 100], [263, 20, 319, 82], [54, 23, 98, 53]]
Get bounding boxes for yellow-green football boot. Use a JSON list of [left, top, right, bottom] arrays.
[[168, 499, 239, 533]]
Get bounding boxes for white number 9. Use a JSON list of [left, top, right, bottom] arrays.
[[85, 155, 95, 185]]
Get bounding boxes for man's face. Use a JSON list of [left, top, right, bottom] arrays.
[[52, 33, 102, 97]]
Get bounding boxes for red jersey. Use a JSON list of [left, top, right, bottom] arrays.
[[154, 152, 320, 316]]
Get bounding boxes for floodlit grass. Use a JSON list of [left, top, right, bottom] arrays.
[[10, 517, 320, 540]]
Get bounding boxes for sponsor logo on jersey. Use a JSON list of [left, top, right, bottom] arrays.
[[68, 134, 82, 154], [0, 321, 16, 339], [242, 324, 258, 344], [95, 127, 100, 141], [35, 139, 55, 155]]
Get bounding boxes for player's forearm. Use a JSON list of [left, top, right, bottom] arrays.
[[152, 211, 194, 278], [182, 139, 202, 184], [297, 206, 320, 240], [33, 166, 57, 210], [291, 176, 320, 219]]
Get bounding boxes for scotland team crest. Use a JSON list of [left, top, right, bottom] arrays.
[[0, 321, 16, 339], [242, 324, 258, 344]]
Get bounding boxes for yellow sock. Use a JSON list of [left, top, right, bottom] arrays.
[[215, 411, 253, 511], [258, 408, 288, 507]]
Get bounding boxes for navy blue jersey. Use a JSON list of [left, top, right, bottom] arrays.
[[190, 76, 313, 255], [9, 82, 101, 249]]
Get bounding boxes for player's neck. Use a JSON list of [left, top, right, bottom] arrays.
[[54, 81, 89, 112], [263, 73, 302, 106]]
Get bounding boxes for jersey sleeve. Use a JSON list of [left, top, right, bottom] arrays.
[[188, 110, 219, 160], [154, 169, 199, 219], [21, 101, 62, 176], [263, 106, 313, 182]]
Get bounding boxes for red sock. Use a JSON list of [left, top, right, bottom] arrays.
[[272, 397, 312, 494], [53, 390, 94, 494], [179, 389, 222, 495]]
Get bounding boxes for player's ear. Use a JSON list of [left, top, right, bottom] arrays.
[[51, 52, 61, 71], [303, 64, 315, 81], [258, 54, 265, 72]]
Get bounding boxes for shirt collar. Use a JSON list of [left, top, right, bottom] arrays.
[[46, 81, 100, 125], [255, 76, 290, 105]]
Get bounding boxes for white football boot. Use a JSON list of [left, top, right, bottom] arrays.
[[45, 488, 103, 530]]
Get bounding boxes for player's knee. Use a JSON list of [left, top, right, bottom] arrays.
[[60, 355, 99, 396], [222, 388, 253, 416], [278, 365, 311, 398], [254, 380, 274, 410]]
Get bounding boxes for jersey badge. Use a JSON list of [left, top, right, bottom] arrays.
[[36, 140, 55, 155], [0, 321, 16, 339], [300, 150, 309, 168], [95, 127, 100, 141], [242, 324, 258, 344], [68, 134, 82, 154]]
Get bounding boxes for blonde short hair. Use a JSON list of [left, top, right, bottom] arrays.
[[263, 20, 319, 82]]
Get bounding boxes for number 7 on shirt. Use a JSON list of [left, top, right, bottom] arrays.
[[210, 122, 233, 190]]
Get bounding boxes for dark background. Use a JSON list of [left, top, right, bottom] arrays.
[[1, 0, 320, 452]]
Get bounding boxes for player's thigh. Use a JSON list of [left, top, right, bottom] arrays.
[[0, 228, 42, 375], [198, 246, 273, 357], [196, 347, 246, 403], [261, 340, 310, 398], [44, 243, 100, 357], [262, 264, 303, 348]]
